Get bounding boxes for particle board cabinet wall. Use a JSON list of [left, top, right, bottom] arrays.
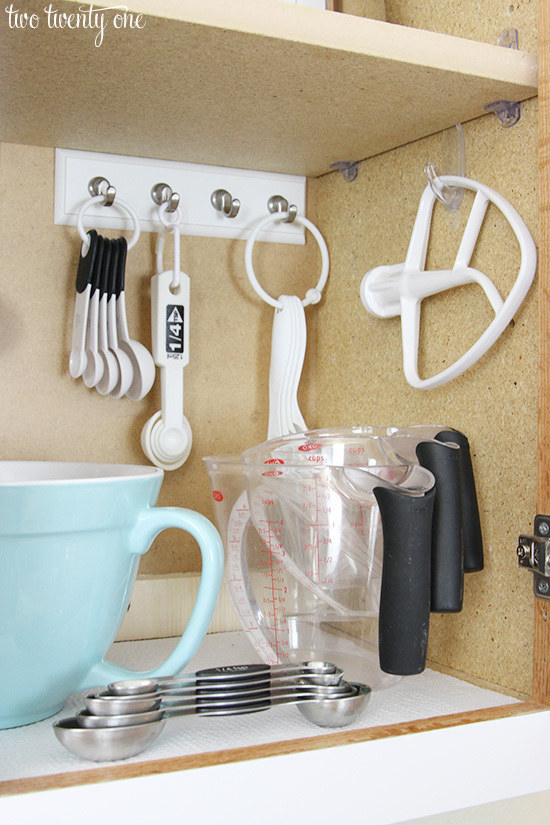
[[0, 0, 543, 700], [310, 3, 541, 699]]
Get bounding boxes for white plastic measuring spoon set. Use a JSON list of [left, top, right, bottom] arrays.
[[70, 191, 155, 401], [215, 206, 332, 664], [244, 209, 329, 439], [69, 182, 191, 470]]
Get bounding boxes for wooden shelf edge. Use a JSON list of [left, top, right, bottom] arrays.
[[81, 0, 538, 91], [1, 1, 537, 175], [0, 700, 542, 799]]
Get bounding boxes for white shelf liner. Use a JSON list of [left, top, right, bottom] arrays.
[[0, 631, 518, 783]]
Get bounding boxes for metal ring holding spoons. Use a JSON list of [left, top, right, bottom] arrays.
[[76, 195, 141, 254], [244, 212, 329, 310]]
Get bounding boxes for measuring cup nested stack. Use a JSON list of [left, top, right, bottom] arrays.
[[205, 428, 463, 687], [204, 425, 483, 686]]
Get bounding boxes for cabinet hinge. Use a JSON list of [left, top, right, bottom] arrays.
[[517, 515, 550, 600]]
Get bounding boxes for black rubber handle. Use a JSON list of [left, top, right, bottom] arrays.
[[195, 664, 271, 679], [108, 238, 120, 298], [90, 235, 105, 296], [75, 229, 98, 293], [374, 485, 435, 675], [99, 238, 112, 296], [116, 237, 127, 297], [435, 430, 484, 572], [416, 441, 463, 613]]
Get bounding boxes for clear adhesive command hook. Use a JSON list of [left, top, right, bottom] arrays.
[[141, 204, 192, 470], [360, 175, 537, 390]]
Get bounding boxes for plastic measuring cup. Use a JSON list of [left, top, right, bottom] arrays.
[[205, 439, 436, 687], [204, 425, 483, 686]]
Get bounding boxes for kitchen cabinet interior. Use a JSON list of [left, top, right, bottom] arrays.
[[0, 0, 547, 808]]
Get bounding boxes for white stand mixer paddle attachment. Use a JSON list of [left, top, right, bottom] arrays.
[[141, 210, 192, 471], [360, 175, 537, 389]]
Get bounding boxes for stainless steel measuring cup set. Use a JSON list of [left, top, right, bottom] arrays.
[[54, 662, 372, 761]]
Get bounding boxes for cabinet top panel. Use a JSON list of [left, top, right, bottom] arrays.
[[0, 0, 538, 176]]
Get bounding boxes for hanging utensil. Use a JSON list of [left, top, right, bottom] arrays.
[[114, 237, 156, 401], [96, 239, 120, 396], [82, 235, 105, 388], [141, 205, 192, 470], [106, 238, 134, 399], [69, 229, 99, 379]]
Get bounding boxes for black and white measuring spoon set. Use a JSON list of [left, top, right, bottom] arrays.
[[69, 230, 155, 401]]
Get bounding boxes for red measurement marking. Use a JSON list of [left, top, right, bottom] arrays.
[[262, 470, 283, 477], [212, 490, 223, 502], [359, 503, 367, 537], [315, 478, 320, 580], [298, 442, 321, 452], [264, 458, 284, 464]]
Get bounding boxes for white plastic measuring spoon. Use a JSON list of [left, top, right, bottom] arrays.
[[216, 210, 331, 664], [114, 238, 156, 401], [106, 239, 134, 399], [96, 239, 120, 396], [69, 230, 99, 379], [82, 235, 105, 388], [141, 213, 192, 470], [269, 295, 307, 439]]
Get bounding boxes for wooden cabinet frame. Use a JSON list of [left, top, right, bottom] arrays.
[[535, 0, 550, 705], [0, 0, 547, 800]]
